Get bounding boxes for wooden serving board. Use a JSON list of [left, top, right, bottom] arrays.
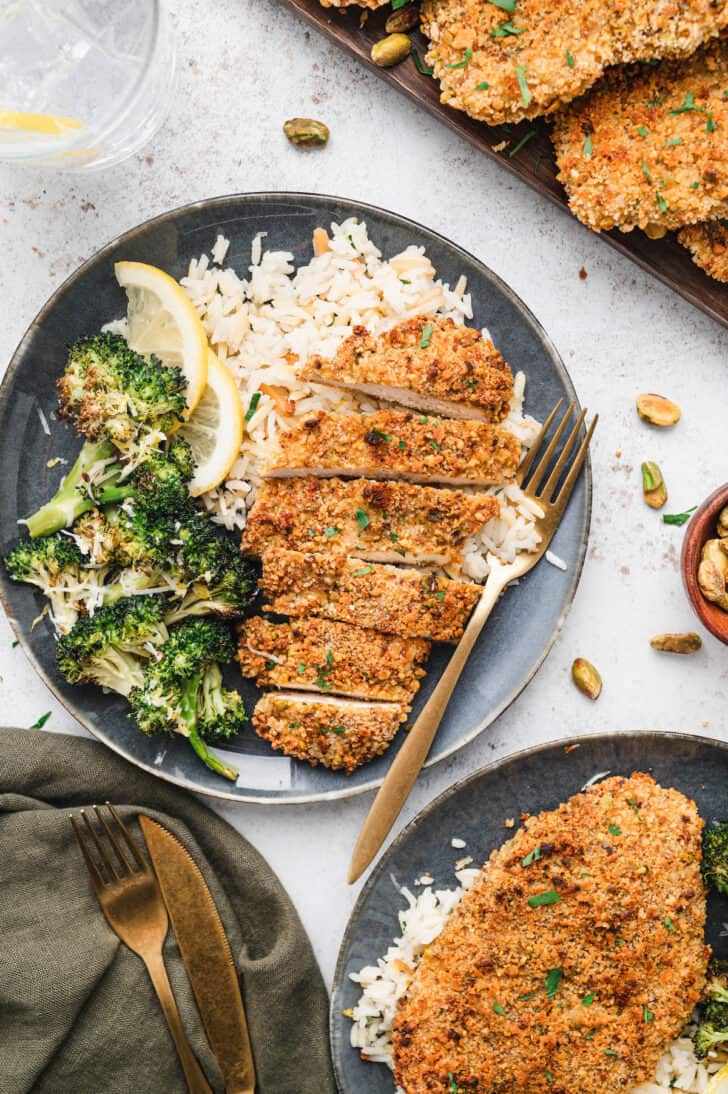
[[284, 0, 728, 329]]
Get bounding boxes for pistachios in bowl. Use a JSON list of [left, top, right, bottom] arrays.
[[681, 484, 728, 646]]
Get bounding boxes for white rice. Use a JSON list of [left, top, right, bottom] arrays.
[[179, 219, 544, 582], [348, 861, 724, 1094]]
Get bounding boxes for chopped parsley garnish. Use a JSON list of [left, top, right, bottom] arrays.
[[641, 157, 652, 183], [605, 1048, 619, 1058], [528, 889, 560, 908], [324, 526, 341, 538], [332, 726, 346, 735], [348, 234, 356, 249], [297, 663, 306, 675], [493, 1002, 507, 1016], [670, 91, 700, 115], [355, 508, 370, 530], [492, 20, 525, 36], [316, 675, 333, 691], [545, 968, 563, 999], [691, 180, 700, 189], [627, 797, 640, 813], [447, 1075, 462, 1094], [608, 823, 621, 836], [307, 529, 316, 537], [445, 48, 472, 70], [515, 65, 531, 107], [545, 1070, 554, 1084], [419, 416, 429, 424], [326, 650, 334, 666], [389, 532, 399, 541], [663, 506, 696, 526], [519, 991, 537, 1001], [435, 590, 446, 601], [29, 711, 52, 729], [476, 81, 490, 90], [582, 992, 595, 1006], [566, 50, 575, 68], [508, 129, 537, 157], [369, 428, 391, 443], [663, 915, 675, 931], [647, 96, 663, 107], [412, 49, 434, 76], [12, 639, 19, 648], [665, 137, 683, 146], [643, 1004, 655, 1023], [656, 191, 668, 214], [488, 0, 516, 9], [392, 0, 410, 8], [352, 565, 374, 577], [428, 438, 441, 451], [583, 133, 593, 158], [522, 845, 541, 867], [420, 323, 434, 348], [707, 116, 717, 133], [244, 391, 261, 421], [265, 659, 276, 670], [637, 125, 649, 137]]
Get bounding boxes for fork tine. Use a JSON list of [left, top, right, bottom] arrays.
[[516, 398, 564, 485], [105, 802, 146, 870], [524, 402, 575, 496], [70, 815, 104, 891], [81, 808, 119, 881], [94, 805, 132, 875], [553, 414, 598, 510], [538, 407, 587, 501]]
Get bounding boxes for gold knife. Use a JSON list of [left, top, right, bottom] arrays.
[[139, 815, 256, 1094]]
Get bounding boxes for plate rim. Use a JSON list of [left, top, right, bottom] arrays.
[[329, 728, 728, 1091], [0, 190, 591, 804]]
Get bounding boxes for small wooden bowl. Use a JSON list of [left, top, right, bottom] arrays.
[[681, 483, 728, 645]]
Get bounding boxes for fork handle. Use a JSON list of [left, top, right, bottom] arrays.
[[143, 950, 213, 1094], [347, 568, 509, 884]]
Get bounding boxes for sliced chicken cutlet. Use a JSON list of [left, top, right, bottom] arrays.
[[393, 773, 709, 1094], [262, 409, 520, 488], [421, 0, 728, 127], [299, 316, 513, 422], [553, 40, 728, 233], [238, 616, 430, 702], [252, 692, 407, 773], [679, 219, 728, 281], [242, 477, 499, 567], [260, 548, 480, 642]]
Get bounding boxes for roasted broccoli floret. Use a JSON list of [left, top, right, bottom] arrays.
[[693, 959, 728, 1059], [56, 595, 168, 695], [4, 533, 112, 634], [57, 333, 187, 457], [694, 1019, 728, 1059], [129, 618, 244, 781], [25, 440, 121, 539], [703, 822, 728, 896], [165, 540, 257, 622]]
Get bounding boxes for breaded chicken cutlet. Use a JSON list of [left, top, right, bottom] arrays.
[[260, 548, 480, 642], [421, 0, 728, 127], [238, 616, 430, 702], [393, 772, 709, 1094], [262, 409, 520, 487], [252, 692, 407, 773], [553, 39, 728, 233], [242, 477, 500, 567], [679, 219, 728, 281], [299, 316, 513, 422]]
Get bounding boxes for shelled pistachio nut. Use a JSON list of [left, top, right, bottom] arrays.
[[572, 658, 602, 700], [641, 461, 667, 509], [371, 33, 412, 68], [385, 6, 419, 32], [283, 118, 330, 148], [650, 633, 702, 654], [636, 393, 681, 427]]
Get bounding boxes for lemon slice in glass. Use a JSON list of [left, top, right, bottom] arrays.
[[705, 1063, 728, 1094], [0, 109, 83, 135], [115, 261, 208, 415], [178, 349, 243, 496]]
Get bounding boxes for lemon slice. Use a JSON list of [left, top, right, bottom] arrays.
[[0, 109, 83, 135], [178, 349, 243, 496], [115, 261, 208, 415], [705, 1063, 728, 1094]]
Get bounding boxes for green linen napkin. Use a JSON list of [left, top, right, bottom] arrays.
[[0, 726, 336, 1094]]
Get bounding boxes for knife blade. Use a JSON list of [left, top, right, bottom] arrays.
[[139, 815, 256, 1094]]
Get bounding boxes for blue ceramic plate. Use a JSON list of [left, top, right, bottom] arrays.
[[331, 732, 728, 1092], [0, 193, 590, 803]]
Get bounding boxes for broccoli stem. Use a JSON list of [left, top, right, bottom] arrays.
[[180, 673, 239, 782], [26, 440, 118, 539]]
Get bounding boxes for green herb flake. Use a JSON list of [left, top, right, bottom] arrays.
[[643, 1004, 655, 1023], [392, 0, 410, 9], [665, 137, 683, 147], [332, 726, 346, 735], [11, 639, 19, 648], [307, 528, 316, 537], [265, 659, 276, 670], [637, 125, 649, 137], [707, 116, 717, 133], [508, 129, 537, 158], [522, 845, 542, 868], [389, 532, 399, 542], [412, 49, 434, 77], [545, 968, 563, 999], [608, 824, 621, 836], [627, 797, 640, 813], [663, 915, 675, 931], [488, 0, 516, 10], [663, 507, 696, 526], [435, 590, 446, 601], [515, 65, 531, 107], [355, 508, 370, 530], [420, 323, 434, 348], [324, 526, 341, 538], [245, 391, 261, 421], [29, 711, 52, 730], [447, 1075, 462, 1094], [326, 649, 334, 666], [669, 91, 698, 115], [691, 180, 700, 189], [476, 81, 490, 90], [566, 50, 574, 68], [656, 191, 668, 214], [545, 1070, 554, 1084], [519, 991, 538, 1001], [297, 663, 306, 675], [428, 438, 442, 451], [445, 48, 473, 70], [352, 565, 375, 577], [641, 157, 653, 184], [492, 20, 525, 37], [605, 1049, 619, 1058], [583, 133, 593, 158], [398, 439, 407, 450], [493, 1002, 507, 1016], [528, 889, 560, 908], [582, 992, 595, 1006], [316, 676, 333, 691]]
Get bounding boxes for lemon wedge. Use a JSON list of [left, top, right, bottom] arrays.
[[115, 261, 208, 415], [178, 349, 243, 496], [705, 1063, 728, 1094], [0, 109, 83, 135]]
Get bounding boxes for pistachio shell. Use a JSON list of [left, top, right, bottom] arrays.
[[385, 6, 419, 32], [644, 222, 668, 240], [702, 539, 728, 580], [571, 658, 602, 700], [636, 393, 681, 427], [717, 507, 728, 538], [699, 558, 728, 604], [650, 632, 702, 654], [371, 33, 412, 68], [283, 118, 330, 148], [641, 461, 667, 509]]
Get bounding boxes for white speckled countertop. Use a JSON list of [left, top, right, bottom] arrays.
[[1, 0, 728, 994]]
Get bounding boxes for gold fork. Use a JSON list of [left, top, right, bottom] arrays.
[[348, 400, 597, 884], [70, 804, 213, 1094]]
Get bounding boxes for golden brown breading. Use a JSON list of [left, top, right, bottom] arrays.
[[252, 692, 406, 773], [421, 0, 728, 127], [263, 409, 520, 487], [393, 773, 709, 1094], [238, 616, 430, 702], [552, 40, 728, 233], [260, 548, 480, 642], [242, 477, 499, 567], [300, 316, 513, 422], [679, 219, 728, 281], [319, 0, 385, 7]]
